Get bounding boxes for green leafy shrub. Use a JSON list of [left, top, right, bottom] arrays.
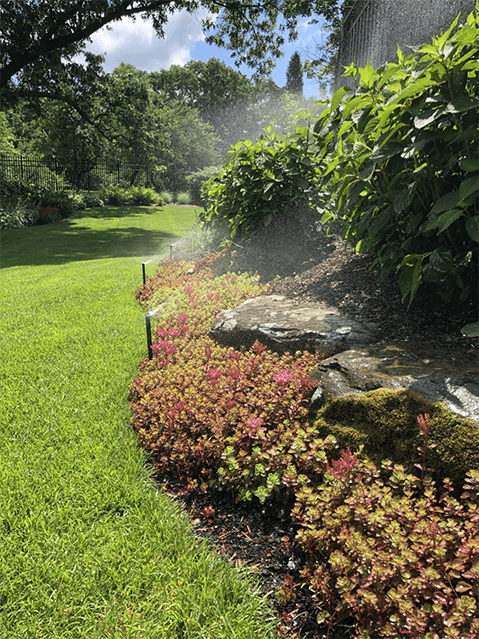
[[0, 196, 39, 228], [186, 165, 223, 205], [100, 184, 129, 205], [0, 188, 85, 227], [129, 185, 157, 205], [36, 189, 85, 218], [314, 10, 479, 305], [175, 191, 192, 205], [313, 388, 479, 489], [159, 190, 174, 204], [82, 194, 104, 208], [201, 123, 322, 239]]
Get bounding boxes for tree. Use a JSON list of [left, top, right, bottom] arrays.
[[24, 63, 221, 191], [1, 0, 346, 106], [285, 52, 303, 94], [150, 59, 283, 154]]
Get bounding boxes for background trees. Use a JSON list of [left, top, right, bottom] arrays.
[[0, 0, 346, 193], [1, 1, 347, 105]]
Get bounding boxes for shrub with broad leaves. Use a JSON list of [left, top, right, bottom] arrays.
[[200, 124, 321, 240], [314, 9, 479, 307]]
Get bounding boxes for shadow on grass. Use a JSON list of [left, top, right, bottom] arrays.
[[79, 205, 165, 219], [0, 206, 196, 268]]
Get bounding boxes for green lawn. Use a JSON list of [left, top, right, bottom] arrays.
[[0, 206, 277, 638]]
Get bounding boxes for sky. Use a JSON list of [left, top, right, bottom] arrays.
[[83, 8, 329, 100]]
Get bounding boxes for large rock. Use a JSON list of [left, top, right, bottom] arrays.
[[310, 342, 479, 423], [209, 295, 378, 354]]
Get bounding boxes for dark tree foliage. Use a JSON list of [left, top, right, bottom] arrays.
[[285, 52, 303, 94], [0, 0, 345, 104]]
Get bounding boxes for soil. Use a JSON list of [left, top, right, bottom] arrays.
[[158, 218, 478, 638]]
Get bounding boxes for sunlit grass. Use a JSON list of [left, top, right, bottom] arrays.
[[0, 206, 277, 638]]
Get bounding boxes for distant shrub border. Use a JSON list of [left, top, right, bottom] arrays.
[[130, 260, 479, 638]]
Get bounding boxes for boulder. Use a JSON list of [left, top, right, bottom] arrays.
[[209, 295, 378, 354], [309, 342, 479, 423]]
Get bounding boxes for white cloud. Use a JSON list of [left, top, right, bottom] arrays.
[[78, 7, 323, 98], [85, 9, 209, 72]]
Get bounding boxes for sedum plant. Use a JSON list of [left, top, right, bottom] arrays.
[[130, 259, 479, 638]]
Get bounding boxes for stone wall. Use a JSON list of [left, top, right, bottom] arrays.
[[335, 0, 475, 88]]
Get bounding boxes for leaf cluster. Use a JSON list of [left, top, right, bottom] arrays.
[[131, 262, 318, 497], [100, 184, 158, 206], [203, 9, 479, 308], [314, 9, 479, 305], [293, 460, 479, 638], [200, 122, 321, 238]]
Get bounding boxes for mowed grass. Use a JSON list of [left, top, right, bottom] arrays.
[[0, 206, 277, 638]]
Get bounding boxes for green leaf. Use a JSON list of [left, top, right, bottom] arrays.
[[459, 158, 479, 172], [421, 216, 440, 233], [338, 120, 354, 138], [430, 190, 462, 214], [459, 176, 479, 201], [263, 213, 273, 227], [413, 109, 441, 129], [461, 321, 479, 337], [359, 62, 376, 87], [370, 142, 405, 162], [400, 140, 426, 159], [342, 95, 371, 120], [446, 96, 479, 113], [436, 208, 464, 234], [368, 207, 392, 237], [465, 216, 479, 243], [359, 163, 375, 181], [330, 86, 351, 112], [392, 183, 416, 214], [399, 253, 424, 303]]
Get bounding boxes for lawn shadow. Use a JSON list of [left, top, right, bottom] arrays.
[[0, 208, 192, 268], [79, 205, 165, 219]]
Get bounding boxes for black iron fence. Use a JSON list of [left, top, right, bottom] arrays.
[[0, 154, 152, 192], [335, 0, 475, 89]]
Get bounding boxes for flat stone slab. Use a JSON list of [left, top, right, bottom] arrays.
[[209, 295, 378, 354], [310, 342, 479, 423]]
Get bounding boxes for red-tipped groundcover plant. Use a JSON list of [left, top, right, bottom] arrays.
[[130, 260, 479, 638]]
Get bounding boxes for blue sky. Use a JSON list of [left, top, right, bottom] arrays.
[[83, 8, 329, 99]]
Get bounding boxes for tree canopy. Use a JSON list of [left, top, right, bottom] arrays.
[[150, 59, 283, 154], [1, 0, 345, 103]]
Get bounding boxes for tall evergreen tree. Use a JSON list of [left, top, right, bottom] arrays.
[[286, 52, 303, 94]]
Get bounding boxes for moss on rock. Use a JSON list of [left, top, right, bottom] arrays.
[[313, 388, 479, 489]]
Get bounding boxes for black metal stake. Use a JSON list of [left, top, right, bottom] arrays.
[[146, 312, 153, 360], [145, 306, 162, 360]]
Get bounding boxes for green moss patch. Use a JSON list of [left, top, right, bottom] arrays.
[[314, 388, 479, 488]]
